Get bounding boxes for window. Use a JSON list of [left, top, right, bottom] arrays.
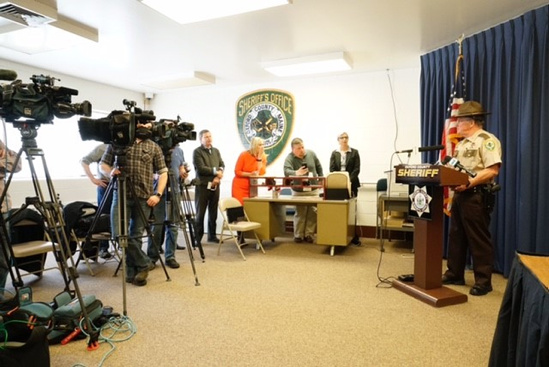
[[1, 111, 107, 180]]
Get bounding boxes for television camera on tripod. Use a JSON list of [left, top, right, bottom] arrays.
[[150, 117, 205, 263], [78, 100, 201, 315], [0, 69, 100, 349]]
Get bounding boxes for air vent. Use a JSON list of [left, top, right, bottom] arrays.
[[0, 1, 57, 27]]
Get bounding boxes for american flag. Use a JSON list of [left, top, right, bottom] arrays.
[[441, 54, 465, 216]]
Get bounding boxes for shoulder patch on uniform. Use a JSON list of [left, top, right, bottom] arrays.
[[484, 139, 496, 151]]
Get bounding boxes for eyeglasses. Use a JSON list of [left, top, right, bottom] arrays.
[[457, 118, 473, 123], [338, 136, 349, 139]]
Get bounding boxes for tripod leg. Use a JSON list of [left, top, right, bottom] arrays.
[[166, 172, 200, 285], [182, 185, 205, 260], [125, 177, 170, 281], [24, 143, 98, 346], [0, 215, 24, 289], [0, 148, 27, 288], [84, 179, 116, 257]]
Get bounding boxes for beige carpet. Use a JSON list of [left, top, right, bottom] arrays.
[[13, 236, 507, 367]]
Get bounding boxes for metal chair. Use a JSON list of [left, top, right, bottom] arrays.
[[6, 208, 61, 284], [325, 171, 351, 200], [376, 178, 388, 239], [218, 197, 265, 260]]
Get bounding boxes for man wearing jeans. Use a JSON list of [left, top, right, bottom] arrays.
[[147, 145, 188, 269], [101, 121, 167, 286]]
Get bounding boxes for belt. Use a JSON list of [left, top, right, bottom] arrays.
[[463, 185, 489, 194]]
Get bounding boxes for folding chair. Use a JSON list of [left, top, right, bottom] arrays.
[[218, 197, 265, 260], [6, 208, 61, 284], [325, 171, 351, 200], [63, 201, 114, 276]]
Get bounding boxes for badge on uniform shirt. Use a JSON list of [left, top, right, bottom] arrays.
[[484, 139, 496, 151]]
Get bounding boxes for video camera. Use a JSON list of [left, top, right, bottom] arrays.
[[151, 116, 196, 154], [78, 99, 155, 147], [0, 70, 92, 125]]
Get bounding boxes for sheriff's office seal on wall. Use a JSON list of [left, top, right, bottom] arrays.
[[236, 89, 294, 165]]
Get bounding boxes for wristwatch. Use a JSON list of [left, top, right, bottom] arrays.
[[155, 192, 162, 198]]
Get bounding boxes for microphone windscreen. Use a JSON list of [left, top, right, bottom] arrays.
[[0, 69, 18, 81]]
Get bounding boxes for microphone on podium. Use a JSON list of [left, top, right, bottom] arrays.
[[441, 156, 477, 177], [395, 145, 445, 154]]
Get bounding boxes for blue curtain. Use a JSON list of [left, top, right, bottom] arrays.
[[420, 5, 549, 277]]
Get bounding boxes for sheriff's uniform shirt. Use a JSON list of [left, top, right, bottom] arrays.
[[453, 129, 502, 177]]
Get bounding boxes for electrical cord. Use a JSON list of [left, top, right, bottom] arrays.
[[386, 69, 404, 165], [70, 314, 137, 367]]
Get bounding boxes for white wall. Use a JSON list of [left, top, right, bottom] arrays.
[[150, 68, 423, 227], [3, 60, 423, 230]]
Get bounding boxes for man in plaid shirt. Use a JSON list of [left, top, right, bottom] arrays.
[[101, 121, 168, 286]]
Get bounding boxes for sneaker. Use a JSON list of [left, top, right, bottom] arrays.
[[166, 258, 180, 269], [99, 249, 112, 259], [176, 245, 186, 250], [304, 235, 314, 243], [294, 237, 303, 243], [207, 237, 220, 243]]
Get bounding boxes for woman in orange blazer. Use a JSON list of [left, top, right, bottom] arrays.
[[232, 137, 267, 205]]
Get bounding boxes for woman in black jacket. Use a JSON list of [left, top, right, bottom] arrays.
[[329, 132, 361, 197]]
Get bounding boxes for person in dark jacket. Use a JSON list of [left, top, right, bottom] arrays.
[[329, 132, 361, 197], [192, 130, 225, 247]]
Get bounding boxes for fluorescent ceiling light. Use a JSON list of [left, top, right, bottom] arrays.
[[140, 0, 291, 25], [262, 52, 353, 77], [142, 71, 216, 90]]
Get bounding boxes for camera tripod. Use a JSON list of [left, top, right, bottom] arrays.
[[179, 180, 205, 261], [0, 124, 98, 348], [158, 153, 202, 285], [84, 147, 178, 315]]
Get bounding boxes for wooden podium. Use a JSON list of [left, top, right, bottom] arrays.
[[392, 164, 469, 307]]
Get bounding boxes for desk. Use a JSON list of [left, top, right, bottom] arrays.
[[489, 252, 549, 366], [377, 194, 414, 251], [244, 195, 356, 256]]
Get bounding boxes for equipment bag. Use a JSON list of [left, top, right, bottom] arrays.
[[0, 287, 53, 366], [47, 292, 103, 345]]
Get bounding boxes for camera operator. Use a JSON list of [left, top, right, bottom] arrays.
[[100, 120, 168, 287], [0, 139, 22, 290], [147, 144, 189, 269]]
